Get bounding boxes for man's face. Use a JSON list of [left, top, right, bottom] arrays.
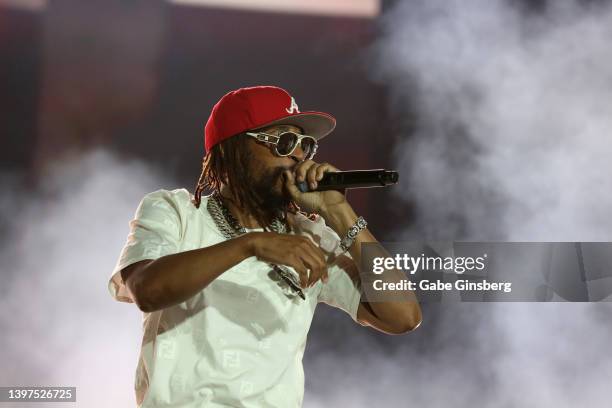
[[244, 124, 308, 207]]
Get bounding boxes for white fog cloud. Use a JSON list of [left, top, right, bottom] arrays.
[[0, 150, 173, 407], [303, 1, 612, 407]]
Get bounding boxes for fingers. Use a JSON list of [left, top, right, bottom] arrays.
[[311, 162, 339, 190], [286, 254, 309, 288], [251, 231, 330, 289], [318, 162, 340, 178], [283, 170, 302, 200], [293, 161, 340, 191], [293, 160, 315, 184], [299, 242, 328, 287], [287, 236, 329, 288]]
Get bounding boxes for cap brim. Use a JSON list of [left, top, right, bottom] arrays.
[[253, 111, 336, 141]]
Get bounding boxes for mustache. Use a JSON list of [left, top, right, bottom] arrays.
[[251, 166, 292, 207]]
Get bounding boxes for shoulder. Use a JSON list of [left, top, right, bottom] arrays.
[[143, 187, 191, 201], [135, 188, 197, 222], [140, 188, 219, 232], [141, 188, 194, 208]]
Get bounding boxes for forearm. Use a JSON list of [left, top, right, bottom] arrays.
[[321, 202, 422, 329], [133, 233, 254, 312]]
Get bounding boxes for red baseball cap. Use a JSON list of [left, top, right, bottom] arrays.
[[204, 85, 336, 152]]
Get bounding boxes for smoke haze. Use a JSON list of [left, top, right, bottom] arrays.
[[307, 0, 612, 406], [0, 151, 172, 407], [1, 1, 612, 407], [373, 0, 612, 241]]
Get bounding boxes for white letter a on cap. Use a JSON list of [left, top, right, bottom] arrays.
[[286, 97, 300, 114]]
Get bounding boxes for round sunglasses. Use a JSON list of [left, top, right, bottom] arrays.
[[246, 131, 318, 160]]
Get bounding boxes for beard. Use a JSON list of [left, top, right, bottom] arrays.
[[246, 158, 293, 220]]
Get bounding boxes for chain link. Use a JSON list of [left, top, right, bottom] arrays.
[[206, 193, 305, 299]]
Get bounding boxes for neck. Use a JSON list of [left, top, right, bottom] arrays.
[[219, 185, 261, 229]]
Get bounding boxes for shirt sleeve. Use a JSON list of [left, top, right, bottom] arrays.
[[318, 251, 363, 322], [281, 211, 364, 321], [108, 189, 183, 303]]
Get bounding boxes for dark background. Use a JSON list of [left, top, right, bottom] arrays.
[[3, 1, 611, 407], [0, 0, 409, 236]]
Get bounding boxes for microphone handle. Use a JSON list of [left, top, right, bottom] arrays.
[[297, 170, 399, 192]]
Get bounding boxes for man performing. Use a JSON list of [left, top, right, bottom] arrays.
[[108, 85, 421, 407]]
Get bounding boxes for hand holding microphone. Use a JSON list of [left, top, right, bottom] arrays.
[[295, 169, 399, 193], [283, 161, 399, 214]]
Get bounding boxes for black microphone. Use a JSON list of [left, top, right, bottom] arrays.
[[296, 169, 399, 193]]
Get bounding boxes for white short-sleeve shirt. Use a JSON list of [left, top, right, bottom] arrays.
[[109, 188, 362, 408]]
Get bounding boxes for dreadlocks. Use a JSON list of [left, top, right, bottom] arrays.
[[192, 132, 297, 231]]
